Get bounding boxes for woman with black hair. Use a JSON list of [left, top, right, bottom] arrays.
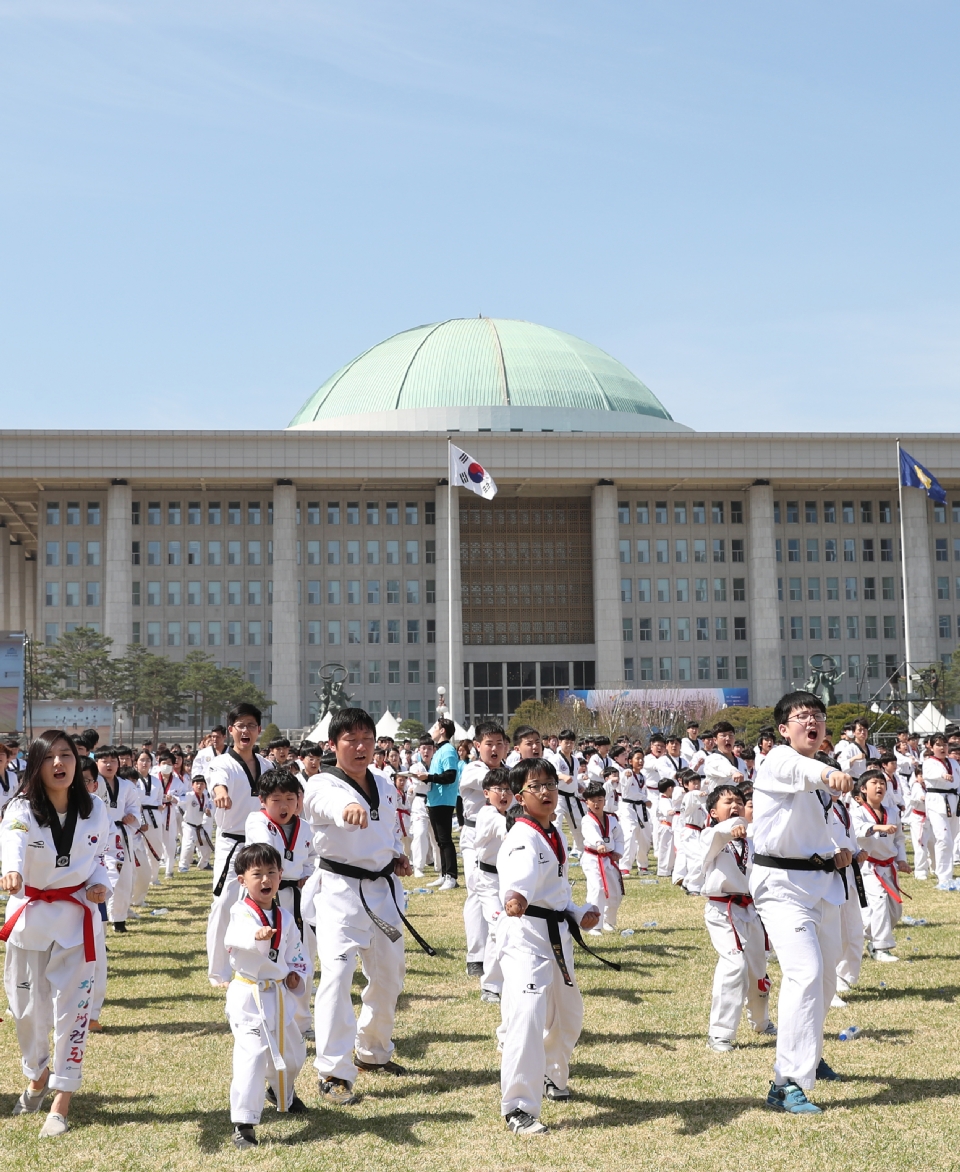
[[0, 730, 110, 1138]]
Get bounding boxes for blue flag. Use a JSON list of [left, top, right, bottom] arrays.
[[899, 446, 946, 504]]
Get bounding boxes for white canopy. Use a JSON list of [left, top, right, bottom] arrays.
[[303, 712, 332, 745], [912, 702, 947, 735], [375, 709, 401, 739]]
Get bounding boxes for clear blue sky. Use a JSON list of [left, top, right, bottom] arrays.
[[2, 2, 958, 432]]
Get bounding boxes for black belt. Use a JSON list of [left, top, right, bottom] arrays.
[[213, 832, 245, 896], [478, 860, 498, 874], [523, 905, 621, 986], [464, 817, 477, 828], [142, 805, 160, 830], [317, 857, 436, 955], [560, 791, 585, 821], [753, 853, 836, 873], [115, 821, 140, 870], [621, 796, 649, 824], [187, 822, 214, 849], [279, 878, 304, 937], [925, 788, 960, 816]]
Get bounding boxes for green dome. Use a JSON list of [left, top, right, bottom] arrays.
[[288, 318, 685, 432]]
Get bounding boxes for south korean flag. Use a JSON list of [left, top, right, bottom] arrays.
[[450, 445, 498, 500]]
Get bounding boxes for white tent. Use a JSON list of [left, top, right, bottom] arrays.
[[376, 709, 401, 739], [303, 712, 332, 745], [912, 702, 947, 735]]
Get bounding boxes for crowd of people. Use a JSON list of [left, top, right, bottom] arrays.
[[1, 697, 957, 1142]]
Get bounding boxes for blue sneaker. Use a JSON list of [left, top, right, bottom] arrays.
[[816, 1058, 840, 1081], [766, 1081, 822, 1114]]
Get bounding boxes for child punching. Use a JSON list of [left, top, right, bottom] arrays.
[[580, 781, 624, 934]]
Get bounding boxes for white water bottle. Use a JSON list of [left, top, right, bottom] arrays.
[[838, 1025, 860, 1041]]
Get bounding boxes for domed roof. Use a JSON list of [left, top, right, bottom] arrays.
[[287, 318, 689, 433]]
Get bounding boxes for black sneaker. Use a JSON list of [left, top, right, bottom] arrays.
[[319, 1077, 358, 1105], [505, 1108, 549, 1135], [816, 1058, 841, 1082], [113, 921, 127, 933], [544, 1077, 570, 1101], [287, 1095, 308, 1114], [466, 961, 484, 977], [233, 1124, 257, 1149], [355, 1057, 407, 1075]]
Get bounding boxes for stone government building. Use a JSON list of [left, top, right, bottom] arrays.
[[0, 317, 956, 730]]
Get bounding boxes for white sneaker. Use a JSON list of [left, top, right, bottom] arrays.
[[39, 1112, 69, 1138], [438, 877, 458, 891], [836, 977, 851, 994], [413, 869, 425, 878], [427, 875, 445, 887], [831, 994, 848, 1008], [874, 949, 899, 963], [587, 928, 602, 937], [707, 1037, 733, 1052], [602, 924, 617, 932]]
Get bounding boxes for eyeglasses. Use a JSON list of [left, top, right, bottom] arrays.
[[523, 782, 559, 794], [486, 785, 513, 795], [786, 714, 826, 726], [231, 722, 259, 733]]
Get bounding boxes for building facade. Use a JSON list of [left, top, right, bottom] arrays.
[[0, 318, 957, 729]]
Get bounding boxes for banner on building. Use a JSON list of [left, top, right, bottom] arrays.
[[560, 688, 750, 710], [0, 632, 25, 732], [31, 700, 114, 744]]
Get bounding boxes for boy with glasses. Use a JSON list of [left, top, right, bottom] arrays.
[[751, 691, 854, 1114]]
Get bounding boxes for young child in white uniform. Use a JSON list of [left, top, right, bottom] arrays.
[[829, 784, 865, 1003], [225, 842, 309, 1149], [654, 777, 678, 876], [672, 770, 707, 891], [79, 757, 116, 1034], [245, 768, 317, 1029], [497, 757, 601, 1135], [689, 784, 773, 1051], [179, 776, 214, 871], [154, 756, 183, 879], [581, 782, 624, 933], [406, 736, 437, 878], [921, 735, 959, 889], [302, 708, 420, 1107], [472, 767, 514, 1003], [750, 690, 855, 1114], [207, 704, 274, 986], [133, 754, 164, 901], [851, 770, 909, 962], [618, 749, 652, 876], [548, 729, 585, 854], [906, 773, 932, 882], [0, 731, 110, 1138], [95, 747, 143, 932]]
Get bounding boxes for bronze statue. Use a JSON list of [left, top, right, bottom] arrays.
[[315, 663, 352, 718]]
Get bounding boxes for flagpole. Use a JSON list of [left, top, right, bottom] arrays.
[[447, 439, 454, 724], [896, 439, 915, 733]]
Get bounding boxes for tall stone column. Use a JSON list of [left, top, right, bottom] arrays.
[[900, 489, 937, 670], [270, 482, 300, 729], [747, 482, 782, 706], [435, 484, 463, 721], [104, 481, 132, 654], [24, 556, 36, 641], [0, 524, 8, 631], [7, 543, 24, 633], [591, 484, 622, 688]]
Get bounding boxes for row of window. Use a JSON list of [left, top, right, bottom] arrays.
[[309, 660, 437, 686], [623, 655, 748, 682], [776, 500, 960, 525], [619, 538, 742, 564], [43, 500, 437, 528], [306, 580, 434, 606], [307, 619, 430, 645], [621, 577, 745, 603], [785, 615, 899, 640], [779, 575, 897, 601], [776, 537, 895, 563], [786, 652, 893, 681], [45, 582, 101, 607], [939, 616, 960, 639], [623, 616, 746, 643], [617, 501, 743, 525]]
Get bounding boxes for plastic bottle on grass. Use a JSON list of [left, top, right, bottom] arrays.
[[838, 1025, 860, 1042]]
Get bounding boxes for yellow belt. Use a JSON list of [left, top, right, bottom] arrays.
[[231, 973, 289, 1107]]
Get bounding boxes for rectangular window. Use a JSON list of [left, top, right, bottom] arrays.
[[618, 501, 630, 524], [207, 540, 221, 566], [387, 620, 400, 644], [204, 501, 221, 525], [227, 501, 241, 525], [427, 658, 436, 682], [939, 615, 951, 639], [186, 540, 200, 565], [787, 538, 800, 562], [167, 541, 181, 566], [734, 616, 746, 641], [307, 620, 321, 645], [324, 502, 339, 526], [697, 655, 710, 680], [163, 621, 180, 647], [146, 622, 161, 647], [715, 656, 729, 680], [677, 617, 690, 641], [623, 657, 635, 682], [326, 540, 341, 565], [386, 540, 400, 565], [344, 540, 359, 566], [809, 615, 822, 640], [385, 502, 399, 525], [828, 615, 841, 640], [842, 501, 855, 524], [715, 616, 728, 641], [45, 541, 59, 566], [387, 659, 401, 684], [186, 620, 201, 646], [620, 577, 632, 602], [46, 502, 61, 525], [864, 576, 876, 600], [619, 539, 631, 563], [880, 538, 893, 562], [731, 538, 743, 563], [327, 620, 341, 645], [786, 501, 799, 524], [635, 501, 649, 524], [789, 577, 802, 601], [847, 615, 860, 639], [86, 501, 101, 525], [778, 577, 783, 601], [226, 581, 240, 606], [655, 501, 668, 524], [807, 577, 821, 601], [805, 501, 818, 523], [735, 655, 748, 680], [164, 501, 180, 526], [656, 539, 669, 563], [368, 659, 381, 684], [327, 580, 341, 605], [638, 618, 652, 641], [132, 581, 141, 607], [425, 578, 436, 604], [712, 501, 724, 524], [693, 539, 706, 564], [692, 501, 706, 524], [695, 578, 707, 603], [827, 576, 840, 601], [714, 578, 727, 602], [714, 538, 726, 563], [730, 500, 743, 524], [406, 660, 421, 684], [187, 580, 201, 605], [145, 541, 159, 566], [938, 575, 951, 599], [386, 579, 400, 604], [306, 540, 320, 565], [247, 580, 262, 606], [862, 538, 875, 562], [659, 656, 672, 681], [85, 541, 100, 567], [364, 502, 379, 526], [676, 577, 689, 602], [44, 622, 58, 645], [367, 619, 381, 644], [363, 540, 380, 566], [247, 541, 261, 566], [147, 581, 161, 606], [883, 615, 897, 639], [934, 503, 946, 524], [790, 616, 803, 640], [131, 541, 141, 566], [407, 620, 420, 644], [166, 580, 181, 606], [675, 538, 688, 563], [936, 539, 948, 562], [367, 580, 381, 605], [45, 582, 60, 607], [822, 538, 836, 562], [226, 541, 240, 566], [636, 539, 650, 563], [677, 656, 691, 681], [881, 576, 895, 600], [205, 580, 221, 606], [347, 580, 361, 604], [674, 501, 687, 524], [845, 577, 858, 601], [776, 538, 782, 564], [865, 615, 878, 639], [792, 654, 805, 679], [347, 620, 361, 645], [861, 501, 873, 523], [425, 540, 436, 565], [405, 503, 419, 525], [147, 503, 163, 528], [406, 580, 419, 604], [657, 578, 670, 603], [732, 577, 745, 602], [658, 617, 671, 642], [805, 538, 819, 563]]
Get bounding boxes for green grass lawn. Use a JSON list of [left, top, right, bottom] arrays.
[[2, 860, 959, 1172]]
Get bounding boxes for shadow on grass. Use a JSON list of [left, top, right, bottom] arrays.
[[854, 983, 960, 1002], [558, 1075, 960, 1134], [97, 1019, 230, 1036], [580, 1029, 700, 1050]]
